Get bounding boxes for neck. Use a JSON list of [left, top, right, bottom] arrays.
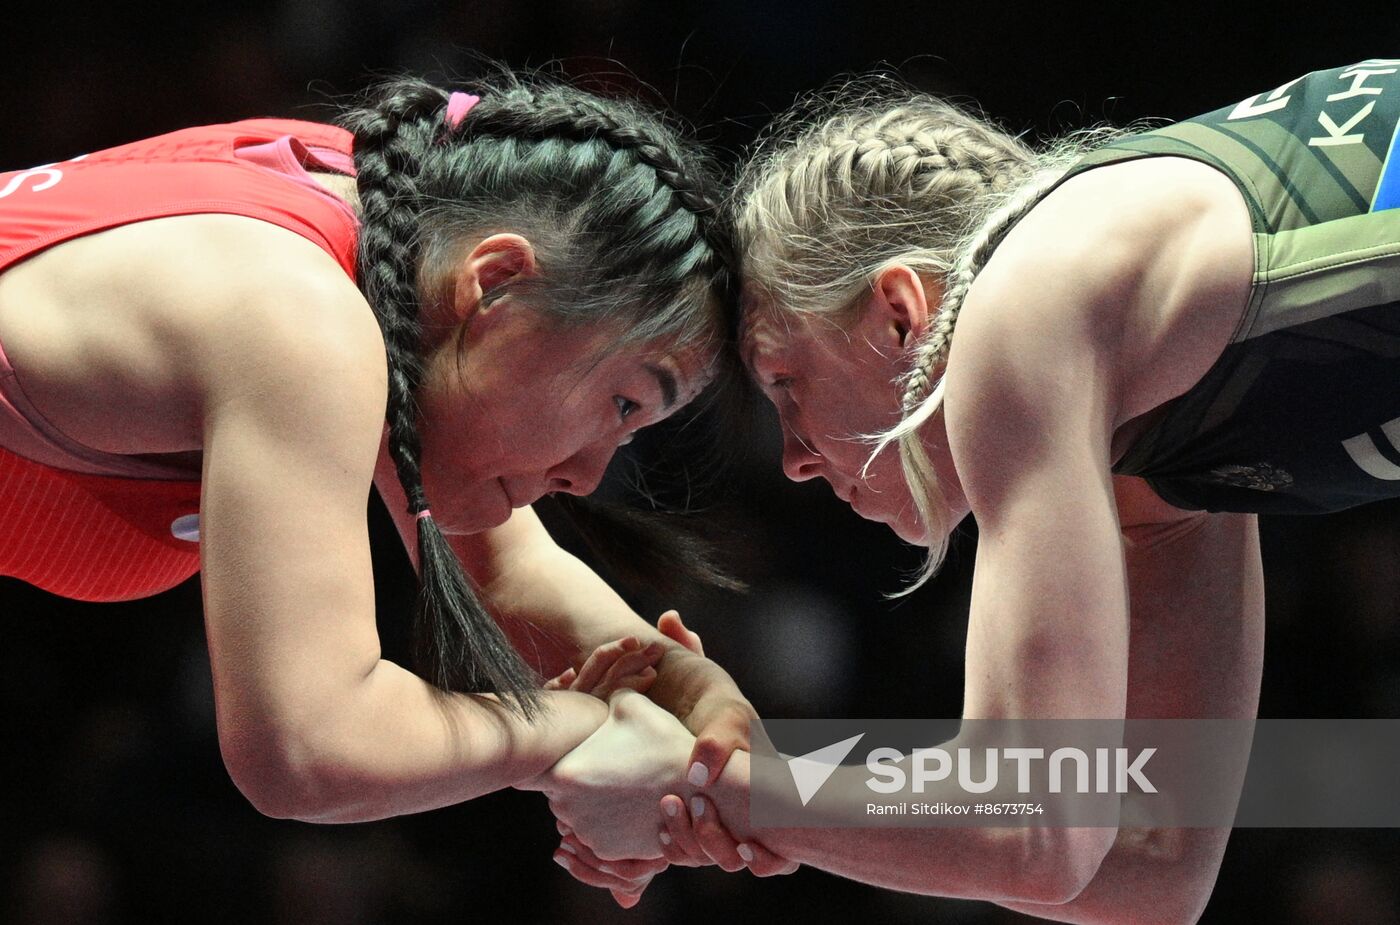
[[309, 172, 362, 214]]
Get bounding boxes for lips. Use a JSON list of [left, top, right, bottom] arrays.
[[848, 486, 888, 523], [825, 477, 853, 506], [500, 478, 549, 509]]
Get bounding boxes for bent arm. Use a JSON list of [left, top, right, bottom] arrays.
[[689, 463, 1129, 900], [997, 486, 1264, 923], [690, 224, 1168, 900], [375, 457, 661, 676], [375, 440, 753, 751], [197, 267, 607, 823], [668, 300, 1131, 901]]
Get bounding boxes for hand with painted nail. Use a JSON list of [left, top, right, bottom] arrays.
[[538, 688, 696, 862], [545, 635, 667, 698], [656, 792, 799, 877], [652, 611, 760, 790]]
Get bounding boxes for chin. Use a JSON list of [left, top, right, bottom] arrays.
[[432, 500, 510, 535], [854, 507, 917, 545], [888, 515, 933, 547], [421, 476, 516, 534]]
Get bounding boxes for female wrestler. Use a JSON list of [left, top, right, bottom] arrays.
[[0, 73, 757, 869], [547, 59, 1400, 920]]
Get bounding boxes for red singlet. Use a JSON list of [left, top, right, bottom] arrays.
[[0, 119, 359, 602]]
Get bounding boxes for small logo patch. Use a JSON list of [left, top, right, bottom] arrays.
[[1204, 462, 1293, 492]]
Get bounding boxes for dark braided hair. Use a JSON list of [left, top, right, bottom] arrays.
[[339, 74, 733, 717]]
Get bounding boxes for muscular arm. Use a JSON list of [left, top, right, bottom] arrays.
[[997, 480, 1265, 923], [623, 224, 1139, 901], [644, 160, 1261, 908], [375, 464, 663, 676], [375, 437, 755, 759], [684, 370, 1128, 901], [194, 229, 609, 823]]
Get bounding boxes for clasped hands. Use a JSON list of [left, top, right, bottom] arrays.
[[521, 612, 797, 908]]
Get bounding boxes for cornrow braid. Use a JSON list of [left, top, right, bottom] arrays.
[[735, 79, 1122, 588], [342, 81, 543, 715], [453, 92, 735, 301], [735, 93, 1037, 328], [341, 74, 734, 717], [827, 112, 1022, 204]]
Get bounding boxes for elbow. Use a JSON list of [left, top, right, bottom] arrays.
[[1004, 827, 1222, 925], [1074, 827, 1222, 925], [1003, 826, 1116, 905], [220, 725, 366, 822]]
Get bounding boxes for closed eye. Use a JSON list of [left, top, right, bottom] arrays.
[[614, 395, 640, 421]]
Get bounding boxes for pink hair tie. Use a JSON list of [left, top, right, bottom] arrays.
[[444, 92, 480, 130], [415, 508, 433, 522]]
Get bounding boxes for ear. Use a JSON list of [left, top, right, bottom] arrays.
[[450, 233, 537, 323], [860, 265, 938, 351]]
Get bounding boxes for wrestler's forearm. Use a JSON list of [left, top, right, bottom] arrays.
[[227, 663, 607, 823], [432, 503, 690, 681], [703, 750, 1113, 905], [454, 508, 748, 728], [480, 539, 674, 662], [486, 549, 745, 732]]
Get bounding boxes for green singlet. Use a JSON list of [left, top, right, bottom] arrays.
[[1044, 59, 1400, 513]]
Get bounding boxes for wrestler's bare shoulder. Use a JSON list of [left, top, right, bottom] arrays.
[[962, 155, 1255, 434], [0, 214, 381, 457]]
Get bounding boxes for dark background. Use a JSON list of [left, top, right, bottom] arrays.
[[4, 2, 1400, 923]]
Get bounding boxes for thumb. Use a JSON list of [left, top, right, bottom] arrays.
[[658, 610, 704, 657], [688, 712, 751, 787]]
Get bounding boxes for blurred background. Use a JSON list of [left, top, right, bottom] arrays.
[[3, 2, 1400, 922]]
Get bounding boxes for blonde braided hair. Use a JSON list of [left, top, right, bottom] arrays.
[[737, 94, 1037, 325], [736, 83, 1117, 587], [870, 168, 1074, 590]]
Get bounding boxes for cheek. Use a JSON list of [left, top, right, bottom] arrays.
[[419, 404, 478, 470], [799, 396, 875, 467], [859, 448, 912, 503]]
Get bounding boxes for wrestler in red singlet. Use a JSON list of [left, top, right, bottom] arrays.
[[0, 120, 358, 601]]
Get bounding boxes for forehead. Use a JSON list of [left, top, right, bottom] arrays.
[[579, 332, 719, 397], [740, 310, 796, 367], [741, 308, 840, 372], [543, 315, 710, 370]]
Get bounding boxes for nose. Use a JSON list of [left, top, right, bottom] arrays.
[[781, 425, 824, 482], [545, 441, 613, 497]]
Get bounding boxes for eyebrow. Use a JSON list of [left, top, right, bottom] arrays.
[[741, 340, 757, 373], [645, 363, 679, 409]]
